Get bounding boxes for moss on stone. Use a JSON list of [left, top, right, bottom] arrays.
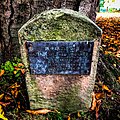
[[19, 9, 102, 42]]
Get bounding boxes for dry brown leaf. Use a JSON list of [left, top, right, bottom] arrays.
[[9, 83, 20, 98], [102, 85, 111, 92], [0, 105, 8, 120], [113, 64, 116, 67], [0, 102, 10, 107], [17, 102, 20, 109], [0, 70, 5, 77], [95, 92, 104, 100], [91, 93, 97, 110], [5, 96, 12, 101], [14, 66, 25, 74], [95, 100, 101, 120], [0, 94, 4, 101], [9, 82, 20, 89], [26, 109, 51, 115], [91, 92, 102, 120], [14, 67, 21, 71], [67, 115, 71, 120], [14, 63, 24, 71], [13, 71, 17, 75], [116, 50, 120, 58], [114, 40, 119, 44], [18, 63, 24, 67], [11, 89, 18, 98], [96, 17, 120, 58], [21, 69, 25, 74], [77, 112, 81, 117], [117, 76, 120, 83]]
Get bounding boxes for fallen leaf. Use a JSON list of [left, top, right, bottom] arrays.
[[26, 109, 51, 115], [113, 64, 116, 67], [77, 112, 81, 117], [102, 85, 111, 92], [116, 50, 120, 58], [11, 89, 18, 98], [14, 67, 25, 74], [5, 96, 12, 101], [20, 69, 25, 74], [95, 100, 101, 120], [91, 92, 102, 120], [95, 92, 104, 100], [0, 105, 8, 120], [13, 71, 17, 74], [17, 102, 20, 109], [9, 83, 20, 98], [18, 63, 24, 67], [0, 102, 10, 107], [114, 40, 119, 44], [0, 70, 5, 77], [117, 76, 120, 83], [91, 92, 97, 110], [96, 17, 120, 58], [0, 94, 4, 101], [67, 115, 71, 120], [14, 67, 21, 71], [9, 82, 20, 89]]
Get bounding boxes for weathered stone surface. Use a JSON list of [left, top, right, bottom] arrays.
[[19, 9, 102, 41], [18, 9, 102, 112]]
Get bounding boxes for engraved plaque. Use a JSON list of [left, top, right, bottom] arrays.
[[26, 41, 94, 74]]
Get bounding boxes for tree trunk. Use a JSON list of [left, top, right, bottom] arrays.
[[79, 0, 99, 22], [0, 0, 99, 62]]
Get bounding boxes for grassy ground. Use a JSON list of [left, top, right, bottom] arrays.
[[0, 15, 120, 120]]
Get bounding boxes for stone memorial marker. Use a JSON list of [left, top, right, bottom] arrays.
[[18, 9, 102, 112]]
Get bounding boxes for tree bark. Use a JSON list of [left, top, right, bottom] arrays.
[[79, 0, 99, 21], [0, 0, 12, 62]]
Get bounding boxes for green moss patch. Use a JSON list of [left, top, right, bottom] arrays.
[[19, 9, 102, 42]]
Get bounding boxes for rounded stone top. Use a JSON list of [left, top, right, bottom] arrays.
[[18, 9, 102, 42]]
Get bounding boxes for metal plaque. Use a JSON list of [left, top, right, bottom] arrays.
[[26, 41, 94, 74]]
